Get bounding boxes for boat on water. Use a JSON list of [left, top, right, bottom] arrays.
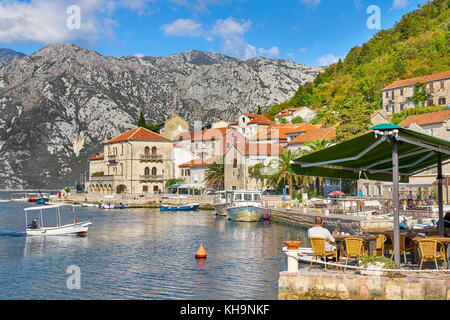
[[213, 191, 228, 216], [100, 202, 129, 209], [0, 199, 11, 203], [160, 203, 200, 211], [24, 204, 92, 236], [80, 202, 99, 208], [36, 198, 50, 205], [226, 190, 271, 222]]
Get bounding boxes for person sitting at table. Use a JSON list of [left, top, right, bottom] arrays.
[[308, 216, 336, 252], [427, 195, 435, 205], [407, 191, 413, 208]]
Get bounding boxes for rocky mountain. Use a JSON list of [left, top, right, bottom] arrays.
[[0, 43, 322, 189], [0, 48, 25, 67]]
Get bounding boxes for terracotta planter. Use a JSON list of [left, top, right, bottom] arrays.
[[284, 241, 301, 250]]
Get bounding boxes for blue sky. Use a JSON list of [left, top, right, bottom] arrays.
[[0, 0, 426, 66]]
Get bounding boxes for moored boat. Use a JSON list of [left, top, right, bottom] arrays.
[[24, 204, 92, 236], [160, 203, 199, 211], [226, 191, 271, 222], [213, 191, 228, 216]]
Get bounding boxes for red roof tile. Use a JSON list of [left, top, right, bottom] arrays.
[[89, 155, 104, 160], [399, 109, 450, 127], [251, 123, 318, 141], [289, 128, 336, 144], [383, 70, 450, 90], [105, 127, 170, 144], [242, 113, 273, 125]]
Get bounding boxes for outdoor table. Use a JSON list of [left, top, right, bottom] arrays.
[[412, 236, 450, 268], [333, 235, 377, 257]]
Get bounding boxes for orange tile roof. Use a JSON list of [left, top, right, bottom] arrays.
[[179, 156, 220, 168], [251, 123, 318, 141], [289, 128, 336, 144], [105, 127, 170, 144], [278, 107, 308, 116], [89, 155, 104, 160], [173, 127, 233, 142], [383, 70, 450, 90], [229, 121, 239, 126], [399, 110, 450, 127], [235, 142, 284, 156], [243, 113, 273, 125]]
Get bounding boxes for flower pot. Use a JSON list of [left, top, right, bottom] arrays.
[[284, 241, 301, 250]]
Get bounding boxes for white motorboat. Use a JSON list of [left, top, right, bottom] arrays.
[[100, 202, 114, 209], [0, 199, 11, 203], [226, 190, 271, 222], [213, 191, 228, 216], [24, 204, 92, 236]]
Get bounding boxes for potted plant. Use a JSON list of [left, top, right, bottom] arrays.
[[357, 256, 396, 276]]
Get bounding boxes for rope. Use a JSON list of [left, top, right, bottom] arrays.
[[294, 255, 450, 273]]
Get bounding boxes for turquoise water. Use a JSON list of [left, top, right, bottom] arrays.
[[0, 192, 308, 300]]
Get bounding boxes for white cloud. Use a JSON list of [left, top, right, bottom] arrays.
[[161, 19, 203, 37], [212, 17, 251, 36], [391, 0, 410, 10], [300, 0, 322, 9], [299, 47, 307, 53], [258, 46, 280, 58], [167, 0, 232, 13], [317, 54, 340, 66]]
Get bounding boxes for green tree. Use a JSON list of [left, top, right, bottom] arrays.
[[165, 178, 185, 188], [204, 161, 225, 190], [256, 106, 262, 115], [410, 82, 428, 107], [248, 163, 268, 190], [137, 111, 160, 133], [291, 116, 304, 124]]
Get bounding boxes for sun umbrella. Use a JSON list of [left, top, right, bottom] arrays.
[[328, 190, 345, 195]]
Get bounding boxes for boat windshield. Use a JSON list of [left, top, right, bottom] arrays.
[[234, 193, 242, 201], [253, 194, 261, 201], [243, 193, 252, 201]]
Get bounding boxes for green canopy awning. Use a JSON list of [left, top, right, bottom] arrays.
[[292, 124, 450, 182], [167, 182, 185, 189]]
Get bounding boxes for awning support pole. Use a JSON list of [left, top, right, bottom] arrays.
[[392, 139, 401, 266], [437, 152, 444, 236]]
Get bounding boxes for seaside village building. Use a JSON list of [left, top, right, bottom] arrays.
[[275, 107, 316, 123], [88, 127, 174, 194], [382, 70, 450, 115]]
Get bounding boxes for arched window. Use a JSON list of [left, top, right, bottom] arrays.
[[151, 167, 157, 176], [144, 167, 150, 176], [144, 146, 150, 155], [151, 147, 157, 155]]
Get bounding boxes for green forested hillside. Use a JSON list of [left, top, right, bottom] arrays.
[[267, 0, 450, 142]]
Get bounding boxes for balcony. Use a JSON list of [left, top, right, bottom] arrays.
[[139, 175, 164, 182], [140, 154, 163, 162], [89, 175, 114, 181], [107, 155, 117, 162]]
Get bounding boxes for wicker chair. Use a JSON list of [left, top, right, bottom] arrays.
[[340, 238, 365, 271], [373, 234, 387, 257], [417, 239, 447, 270], [309, 237, 338, 271], [389, 234, 415, 264]]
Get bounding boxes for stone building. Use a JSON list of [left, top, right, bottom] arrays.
[[87, 127, 173, 195], [382, 70, 450, 115], [275, 106, 316, 123], [224, 142, 284, 191], [159, 114, 190, 140], [230, 113, 273, 139], [250, 123, 318, 147]]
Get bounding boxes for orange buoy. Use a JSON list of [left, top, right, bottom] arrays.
[[195, 243, 207, 259]]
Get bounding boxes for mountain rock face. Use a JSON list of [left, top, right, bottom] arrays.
[[0, 43, 322, 189], [0, 48, 25, 68]]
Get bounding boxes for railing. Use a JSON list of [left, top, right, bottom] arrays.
[[107, 155, 117, 162], [89, 175, 114, 181], [140, 154, 163, 161], [139, 175, 164, 182]]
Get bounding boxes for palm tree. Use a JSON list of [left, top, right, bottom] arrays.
[[304, 139, 333, 152], [204, 161, 225, 190], [248, 163, 267, 191], [269, 150, 309, 197]]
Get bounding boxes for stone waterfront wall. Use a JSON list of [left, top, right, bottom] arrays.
[[279, 269, 450, 300]]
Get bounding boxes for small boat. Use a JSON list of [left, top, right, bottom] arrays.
[[24, 204, 92, 236], [114, 204, 129, 209], [80, 202, 99, 208], [226, 190, 271, 222], [36, 198, 50, 205], [160, 203, 200, 211], [213, 191, 228, 216], [100, 202, 114, 209], [0, 199, 11, 203]]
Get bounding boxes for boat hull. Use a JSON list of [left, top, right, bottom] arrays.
[[227, 206, 271, 222], [160, 204, 199, 211], [214, 203, 227, 216], [26, 221, 92, 236]]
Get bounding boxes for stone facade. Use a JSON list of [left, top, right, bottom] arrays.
[[279, 269, 450, 300], [382, 71, 450, 115], [88, 127, 173, 195], [159, 114, 190, 140]]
